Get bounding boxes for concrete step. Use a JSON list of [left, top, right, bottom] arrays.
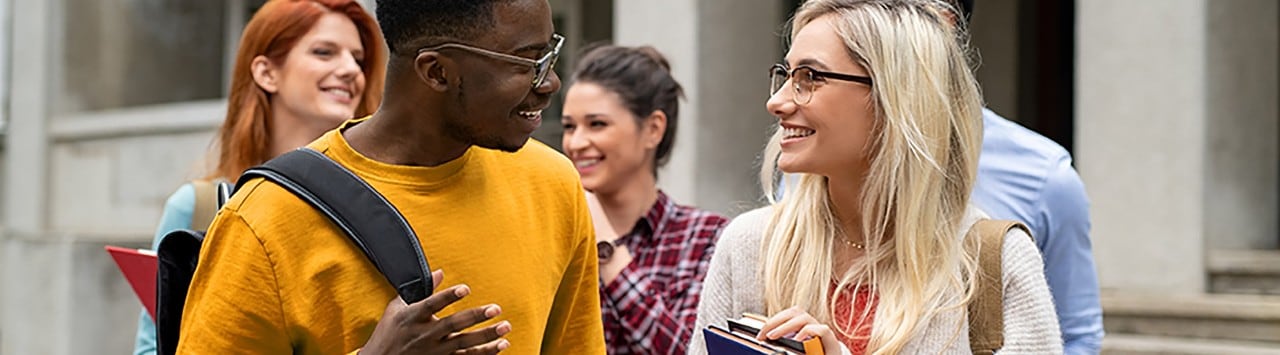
[[1102, 291, 1280, 343], [1103, 334, 1280, 355], [1209, 249, 1280, 295]]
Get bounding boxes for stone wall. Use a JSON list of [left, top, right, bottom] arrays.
[[3, 128, 215, 354]]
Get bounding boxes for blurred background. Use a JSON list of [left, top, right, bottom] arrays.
[[0, 0, 1276, 354]]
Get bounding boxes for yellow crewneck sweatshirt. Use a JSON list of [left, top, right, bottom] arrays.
[[177, 120, 605, 354]]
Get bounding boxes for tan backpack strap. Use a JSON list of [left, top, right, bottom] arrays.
[[189, 180, 218, 230], [964, 219, 1031, 355]]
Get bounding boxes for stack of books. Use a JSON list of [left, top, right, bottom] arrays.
[[703, 313, 824, 355]]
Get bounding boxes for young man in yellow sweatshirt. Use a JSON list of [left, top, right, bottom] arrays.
[[176, 0, 605, 354]]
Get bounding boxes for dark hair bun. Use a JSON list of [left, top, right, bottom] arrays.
[[633, 46, 672, 72]]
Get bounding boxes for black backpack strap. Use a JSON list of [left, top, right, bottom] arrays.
[[235, 148, 433, 304], [155, 182, 229, 355], [156, 228, 206, 355]]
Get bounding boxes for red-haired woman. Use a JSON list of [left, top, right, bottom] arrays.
[[132, 1, 384, 354]]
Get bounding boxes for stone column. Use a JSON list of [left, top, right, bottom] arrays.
[[2, 0, 59, 353], [1076, 0, 1209, 293], [614, 0, 781, 214], [1205, 0, 1278, 250]]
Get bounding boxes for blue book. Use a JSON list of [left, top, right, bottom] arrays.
[[704, 325, 788, 355]]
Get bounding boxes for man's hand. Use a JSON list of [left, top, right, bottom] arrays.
[[361, 270, 511, 355]]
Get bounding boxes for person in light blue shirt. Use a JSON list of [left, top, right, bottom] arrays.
[[929, 2, 1104, 352], [973, 108, 1103, 354]]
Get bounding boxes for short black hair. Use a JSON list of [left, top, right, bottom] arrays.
[[375, 0, 503, 55]]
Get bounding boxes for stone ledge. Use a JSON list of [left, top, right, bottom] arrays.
[[1103, 291, 1280, 320], [49, 100, 223, 142], [1208, 249, 1280, 295], [1213, 274, 1280, 295], [1103, 334, 1280, 355], [1103, 291, 1280, 343], [1209, 249, 1280, 275]]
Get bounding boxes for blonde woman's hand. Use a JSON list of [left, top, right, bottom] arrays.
[[758, 306, 845, 354]]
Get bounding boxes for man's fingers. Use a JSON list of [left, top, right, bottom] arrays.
[[431, 269, 445, 290], [428, 304, 502, 339], [451, 338, 511, 355], [445, 320, 511, 352], [406, 284, 471, 320]]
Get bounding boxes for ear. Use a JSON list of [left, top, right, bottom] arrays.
[[414, 51, 451, 92], [642, 110, 667, 150], [250, 55, 280, 94]]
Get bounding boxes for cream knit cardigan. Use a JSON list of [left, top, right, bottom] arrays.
[[689, 206, 1063, 354]]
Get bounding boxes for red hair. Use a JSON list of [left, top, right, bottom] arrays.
[[210, 0, 385, 180]]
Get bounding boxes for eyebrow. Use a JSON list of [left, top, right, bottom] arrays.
[[793, 58, 829, 70], [511, 40, 551, 57], [313, 39, 365, 56], [562, 113, 611, 121], [513, 35, 558, 55]]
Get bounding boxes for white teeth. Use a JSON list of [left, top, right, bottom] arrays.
[[518, 110, 542, 121], [575, 159, 600, 168], [325, 88, 352, 99], [783, 127, 815, 138]]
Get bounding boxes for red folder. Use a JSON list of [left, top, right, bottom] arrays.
[[106, 246, 158, 319]]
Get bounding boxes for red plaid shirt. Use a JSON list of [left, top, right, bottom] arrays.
[[601, 191, 729, 355]]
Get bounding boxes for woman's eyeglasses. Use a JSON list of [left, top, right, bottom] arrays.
[[769, 64, 873, 104]]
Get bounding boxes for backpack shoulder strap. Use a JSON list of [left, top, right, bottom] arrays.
[[964, 219, 1031, 355], [236, 148, 433, 304], [189, 180, 218, 230]]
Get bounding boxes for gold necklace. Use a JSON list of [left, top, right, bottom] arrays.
[[838, 236, 865, 250]]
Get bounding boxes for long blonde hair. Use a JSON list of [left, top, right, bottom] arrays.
[[759, 0, 984, 353]]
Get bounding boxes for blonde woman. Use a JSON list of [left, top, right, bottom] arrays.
[[690, 0, 1061, 354]]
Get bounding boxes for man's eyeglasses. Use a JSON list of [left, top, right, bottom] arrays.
[[769, 64, 873, 104], [419, 33, 565, 90]]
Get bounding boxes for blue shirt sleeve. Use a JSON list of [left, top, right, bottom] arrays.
[[133, 184, 196, 355], [1037, 157, 1104, 355]]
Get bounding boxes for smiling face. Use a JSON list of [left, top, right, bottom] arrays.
[[264, 12, 367, 132], [766, 14, 877, 179], [439, 0, 562, 153], [561, 82, 661, 194]]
